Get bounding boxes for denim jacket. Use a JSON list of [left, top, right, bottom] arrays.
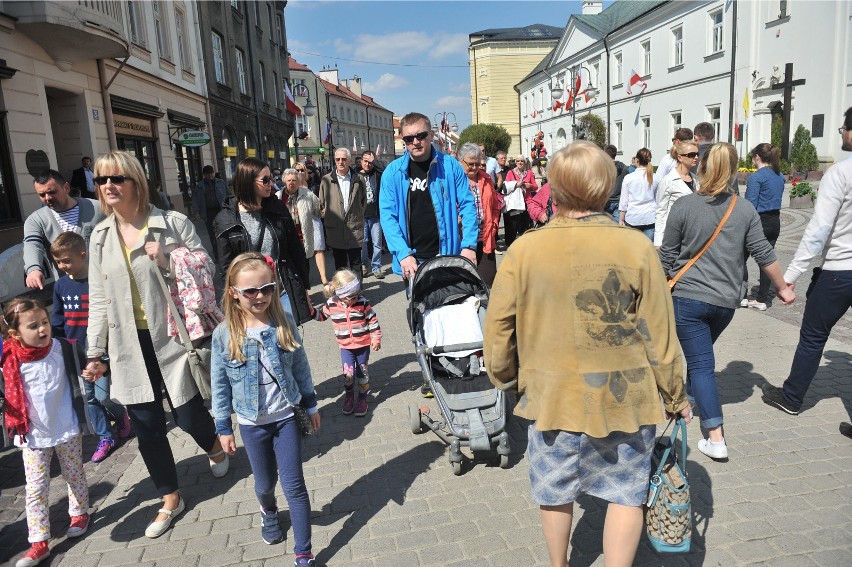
[[211, 318, 317, 435]]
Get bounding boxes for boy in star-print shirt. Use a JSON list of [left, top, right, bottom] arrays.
[[50, 232, 131, 462]]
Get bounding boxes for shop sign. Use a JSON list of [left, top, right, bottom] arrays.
[[246, 148, 257, 157], [177, 130, 211, 147], [266, 150, 275, 158], [279, 151, 286, 159], [223, 146, 237, 157], [114, 114, 154, 138]]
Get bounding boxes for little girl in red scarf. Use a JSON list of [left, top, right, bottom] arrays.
[[1, 298, 92, 567]]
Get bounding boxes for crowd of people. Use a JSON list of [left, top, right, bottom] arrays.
[[1, 107, 850, 567]]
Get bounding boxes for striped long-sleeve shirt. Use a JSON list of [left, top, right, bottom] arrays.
[[315, 295, 382, 349]]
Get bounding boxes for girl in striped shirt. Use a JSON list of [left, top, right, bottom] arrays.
[[315, 270, 381, 417]]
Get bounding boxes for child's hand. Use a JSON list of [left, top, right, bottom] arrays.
[[83, 360, 107, 382], [371, 340, 381, 352], [219, 434, 237, 456], [310, 412, 321, 433]]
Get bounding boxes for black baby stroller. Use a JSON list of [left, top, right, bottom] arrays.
[[406, 256, 510, 475]]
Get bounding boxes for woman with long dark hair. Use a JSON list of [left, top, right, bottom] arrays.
[[743, 143, 786, 310], [618, 148, 656, 240], [213, 158, 313, 323]]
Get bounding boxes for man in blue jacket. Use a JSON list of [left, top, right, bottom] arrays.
[[379, 112, 478, 280]]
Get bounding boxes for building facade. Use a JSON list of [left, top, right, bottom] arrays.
[[0, 0, 214, 252], [468, 24, 562, 158], [196, 0, 292, 184], [517, 0, 851, 168]]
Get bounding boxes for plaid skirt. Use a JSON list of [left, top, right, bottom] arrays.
[[527, 424, 656, 507]]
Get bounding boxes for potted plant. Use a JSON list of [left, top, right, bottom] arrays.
[[790, 125, 821, 180], [737, 157, 756, 184], [789, 177, 816, 209]]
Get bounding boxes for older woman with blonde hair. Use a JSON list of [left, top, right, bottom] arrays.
[[84, 151, 227, 539], [485, 140, 690, 567], [458, 143, 500, 285], [659, 143, 795, 461], [654, 139, 700, 247]]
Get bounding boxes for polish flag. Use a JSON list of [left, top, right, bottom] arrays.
[[352, 137, 357, 153], [323, 120, 332, 145], [626, 69, 647, 95], [566, 90, 574, 112], [552, 99, 563, 112], [284, 83, 302, 116], [531, 110, 537, 119]]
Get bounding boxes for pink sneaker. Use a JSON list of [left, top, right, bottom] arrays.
[[117, 412, 133, 439], [342, 391, 355, 415], [67, 513, 90, 537], [15, 540, 49, 567], [354, 396, 368, 417], [91, 438, 116, 463]]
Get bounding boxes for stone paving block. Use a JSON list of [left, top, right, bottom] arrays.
[[483, 545, 537, 565], [211, 513, 253, 534], [91, 547, 145, 567], [84, 535, 131, 553], [394, 528, 438, 551], [182, 532, 230, 555], [166, 518, 213, 540], [56, 554, 103, 567], [367, 516, 413, 538], [139, 540, 187, 561], [809, 547, 852, 567], [196, 546, 244, 567], [348, 534, 398, 560]]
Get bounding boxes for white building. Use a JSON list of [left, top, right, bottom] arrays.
[[517, 0, 851, 167]]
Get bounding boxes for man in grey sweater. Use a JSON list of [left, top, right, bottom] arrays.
[[24, 169, 103, 289]]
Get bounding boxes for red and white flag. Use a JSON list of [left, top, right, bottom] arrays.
[[284, 83, 302, 116], [323, 119, 332, 145], [352, 137, 357, 153], [552, 99, 563, 112], [531, 110, 537, 119], [626, 69, 647, 95]]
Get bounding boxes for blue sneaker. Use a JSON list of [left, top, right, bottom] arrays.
[[260, 508, 284, 545], [294, 555, 315, 566]]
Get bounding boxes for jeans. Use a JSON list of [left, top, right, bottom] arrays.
[[672, 296, 735, 430], [332, 247, 363, 281], [84, 374, 126, 440], [361, 216, 383, 272], [627, 222, 655, 241], [239, 417, 312, 556], [604, 199, 620, 221], [128, 330, 218, 496], [782, 270, 852, 408]]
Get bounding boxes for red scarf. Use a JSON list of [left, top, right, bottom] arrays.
[[1, 338, 52, 440]]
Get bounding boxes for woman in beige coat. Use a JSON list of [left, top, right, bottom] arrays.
[[84, 151, 227, 540], [484, 141, 691, 567]]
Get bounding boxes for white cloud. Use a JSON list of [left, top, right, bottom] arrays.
[[363, 73, 409, 92], [448, 82, 470, 93], [434, 96, 468, 108], [429, 33, 469, 60], [354, 32, 432, 63], [334, 38, 353, 54]]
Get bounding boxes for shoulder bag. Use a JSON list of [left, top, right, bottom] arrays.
[[645, 418, 691, 553], [668, 195, 737, 292]]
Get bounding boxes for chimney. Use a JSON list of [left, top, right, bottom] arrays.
[[319, 67, 339, 85], [582, 1, 602, 15], [347, 76, 362, 98]]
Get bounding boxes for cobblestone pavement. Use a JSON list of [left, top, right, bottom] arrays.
[[1, 192, 850, 567]]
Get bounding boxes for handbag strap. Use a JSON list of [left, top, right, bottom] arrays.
[[668, 195, 737, 289], [654, 418, 688, 475], [153, 261, 196, 353]]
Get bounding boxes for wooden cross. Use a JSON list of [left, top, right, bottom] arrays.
[[771, 63, 806, 160]]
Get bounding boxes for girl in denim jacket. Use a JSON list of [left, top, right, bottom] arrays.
[[211, 253, 320, 566]]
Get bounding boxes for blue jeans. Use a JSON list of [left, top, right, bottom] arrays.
[[239, 417, 312, 556], [604, 200, 620, 221], [782, 270, 852, 409], [361, 216, 383, 272], [672, 296, 735, 430], [85, 374, 126, 440]]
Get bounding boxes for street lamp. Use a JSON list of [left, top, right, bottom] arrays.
[[291, 83, 316, 165], [552, 66, 598, 140], [432, 111, 459, 153]]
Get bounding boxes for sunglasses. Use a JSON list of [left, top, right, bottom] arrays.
[[335, 157, 349, 162], [679, 152, 699, 158], [295, 167, 305, 171], [402, 130, 430, 144], [463, 160, 482, 168], [258, 175, 273, 184], [93, 175, 132, 185], [231, 282, 276, 299]]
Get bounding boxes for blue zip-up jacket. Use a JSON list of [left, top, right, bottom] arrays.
[[745, 166, 785, 213], [379, 145, 478, 275], [210, 316, 317, 436]]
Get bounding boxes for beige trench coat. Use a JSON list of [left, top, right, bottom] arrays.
[[87, 206, 207, 406], [319, 172, 366, 250]]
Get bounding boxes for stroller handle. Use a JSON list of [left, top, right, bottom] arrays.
[[429, 342, 483, 355]]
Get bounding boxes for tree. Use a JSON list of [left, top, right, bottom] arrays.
[[576, 113, 607, 148], [790, 124, 819, 172], [770, 114, 783, 149], [457, 123, 512, 157]]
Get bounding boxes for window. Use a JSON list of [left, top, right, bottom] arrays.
[[672, 27, 683, 66], [614, 121, 623, 151], [152, 1, 172, 60], [128, 1, 147, 47], [272, 72, 279, 107], [235, 48, 248, 94], [539, 88, 544, 111], [641, 40, 651, 75], [332, 105, 337, 119], [175, 7, 191, 71], [642, 116, 651, 149], [671, 112, 682, 133], [267, 4, 273, 33], [258, 62, 266, 102], [710, 10, 724, 53], [522, 95, 527, 117], [592, 62, 600, 91], [254, 1, 261, 26], [613, 52, 622, 85], [708, 106, 721, 140], [347, 108, 352, 121], [275, 14, 283, 45], [230, 0, 240, 12], [211, 32, 226, 84]]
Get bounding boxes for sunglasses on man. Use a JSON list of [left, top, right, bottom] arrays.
[[402, 131, 430, 144]]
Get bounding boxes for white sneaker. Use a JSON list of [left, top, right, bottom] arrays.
[[145, 497, 185, 538], [209, 450, 230, 478], [740, 298, 749, 308], [748, 300, 768, 311], [697, 438, 728, 460]]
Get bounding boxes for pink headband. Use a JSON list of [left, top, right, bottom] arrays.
[[263, 255, 276, 273]]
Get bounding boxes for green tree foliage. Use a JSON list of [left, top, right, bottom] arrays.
[[457, 123, 512, 157], [790, 124, 819, 172], [576, 114, 607, 149], [770, 114, 783, 149]]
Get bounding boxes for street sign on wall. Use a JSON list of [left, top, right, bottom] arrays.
[[177, 130, 211, 147]]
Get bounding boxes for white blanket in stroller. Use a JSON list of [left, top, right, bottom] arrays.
[[422, 296, 483, 358]]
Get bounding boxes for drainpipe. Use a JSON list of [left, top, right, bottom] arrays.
[[472, 43, 479, 123], [193, 3, 217, 173], [727, 0, 738, 143], [603, 36, 611, 144], [244, 12, 264, 161], [97, 59, 118, 150]]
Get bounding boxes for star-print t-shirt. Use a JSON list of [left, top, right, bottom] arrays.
[[51, 276, 90, 345]]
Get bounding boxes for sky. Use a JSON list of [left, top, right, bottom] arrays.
[[284, 1, 588, 131]]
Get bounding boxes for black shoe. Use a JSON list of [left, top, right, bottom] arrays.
[[420, 385, 434, 398], [840, 422, 852, 439], [761, 384, 800, 415], [260, 508, 284, 545], [373, 270, 385, 280]]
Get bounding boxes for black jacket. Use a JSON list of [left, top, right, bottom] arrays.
[[212, 195, 313, 323]]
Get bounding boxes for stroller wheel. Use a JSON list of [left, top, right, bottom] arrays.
[[408, 404, 423, 434]]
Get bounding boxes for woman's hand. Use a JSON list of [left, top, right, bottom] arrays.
[[219, 434, 237, 456], [666, 404, 692, 424], [310, 411, 321, 433], [83, 360, 107, 382], [776, 285, 796, 305], [144, 241, 169, 269]]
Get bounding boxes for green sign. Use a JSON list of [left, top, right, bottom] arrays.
[[178, 130, 211, 147]]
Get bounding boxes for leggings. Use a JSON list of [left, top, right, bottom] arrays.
[[22, 434, 89, 542]]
